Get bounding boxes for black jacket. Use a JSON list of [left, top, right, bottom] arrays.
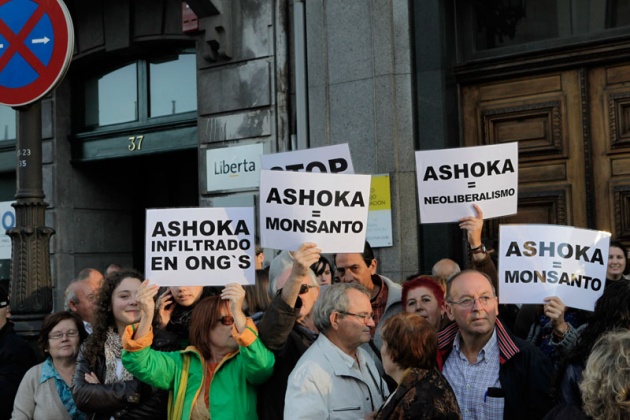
[[257, 293, 318, 420], [72, 328, 177, 420], [0, 321, 37, 420]]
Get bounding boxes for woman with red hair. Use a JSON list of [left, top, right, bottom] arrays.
[[402, 275, 447, 330]]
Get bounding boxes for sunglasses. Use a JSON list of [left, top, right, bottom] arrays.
[[219, 316, 235, 326], [299, 284, 317, 295], [278, 284, 317, 295]]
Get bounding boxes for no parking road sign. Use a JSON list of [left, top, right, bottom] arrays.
[[0, 0, 73, 107]]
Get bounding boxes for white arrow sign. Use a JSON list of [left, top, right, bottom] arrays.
[[32, 37, 50, 45]]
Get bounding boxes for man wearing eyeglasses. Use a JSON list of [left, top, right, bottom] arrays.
[[284, 282, 388, 419], [257, 243, 322, 420], [438, 270, 553, 420], [334, 241, 402, 379]]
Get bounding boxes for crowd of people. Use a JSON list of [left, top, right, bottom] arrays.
[[2, 207, 630, 419]]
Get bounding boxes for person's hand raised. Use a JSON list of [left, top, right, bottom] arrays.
[[136, 279, 160, 321]]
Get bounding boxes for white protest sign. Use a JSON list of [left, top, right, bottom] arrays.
[[0, 201, 14, 260], [260, 143, 354, 173], [499, 224, 610, 311], [415, 143, 518, 223], [145, 207, 255, 287], [259, 170, 370, 253]]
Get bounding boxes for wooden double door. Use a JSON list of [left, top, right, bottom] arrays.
[[461, 64, 630, 245]]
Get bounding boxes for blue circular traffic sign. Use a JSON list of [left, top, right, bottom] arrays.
[[0, 0, 73, 107]]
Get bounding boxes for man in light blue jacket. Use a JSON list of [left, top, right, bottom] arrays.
[[285, 283, 388, 419]]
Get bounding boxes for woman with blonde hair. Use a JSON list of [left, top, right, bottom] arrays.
[[580, 329, 630, 420]]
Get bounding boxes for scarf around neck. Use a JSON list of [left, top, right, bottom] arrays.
[[104, 327, 134, 384]]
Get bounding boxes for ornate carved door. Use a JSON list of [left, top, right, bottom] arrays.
[[461, 66, 630, 243]]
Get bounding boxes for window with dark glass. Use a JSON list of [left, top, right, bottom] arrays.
[[456, 0, 630, 61]]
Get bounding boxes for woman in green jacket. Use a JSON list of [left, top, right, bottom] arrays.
[[121, 280, 274, 420]]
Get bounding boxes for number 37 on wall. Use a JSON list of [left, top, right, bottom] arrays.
[[128, 136, 144, 151]]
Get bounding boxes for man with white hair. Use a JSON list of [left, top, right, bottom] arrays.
[[63, 268, 103, 333], [257, 243, 322, 420], [284, 282, 388, 419]]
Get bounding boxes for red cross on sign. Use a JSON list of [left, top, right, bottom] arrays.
[[0, 0, 73, 107]]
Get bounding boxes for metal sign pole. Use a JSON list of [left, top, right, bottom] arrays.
[[7, 102, 54, 337]]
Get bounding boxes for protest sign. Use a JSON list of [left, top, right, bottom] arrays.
[[145, 207, 255, 286], [260, 143, 354, 173], [415, 142, 518, 223], [259, 170, 371, 253], [499, 224, 610, 311]]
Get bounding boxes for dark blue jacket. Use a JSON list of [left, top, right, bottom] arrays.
[[0, 321, 37, 420], [438, 318, 554, 420]]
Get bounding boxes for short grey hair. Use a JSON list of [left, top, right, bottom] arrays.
[[267, 250, 318, 297], [63, 268, 101, 310], [313, 282, 370, 333], [63, 283, 78, 311]]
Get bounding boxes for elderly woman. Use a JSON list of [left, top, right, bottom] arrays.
[[402, 275, 447, 330], [12, 311, 88, 420], [375, 312, 460, 419], [122, 281, 274, 420]]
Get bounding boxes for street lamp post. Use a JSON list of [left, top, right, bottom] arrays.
[[7, 102, 55, 337]]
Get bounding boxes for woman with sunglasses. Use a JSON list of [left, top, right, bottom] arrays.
[[122, 281, 274, 420], [12, 311, 88, 420]]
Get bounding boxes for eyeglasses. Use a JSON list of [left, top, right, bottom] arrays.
[[299, 284, 317, 295], [219, 316, 235, 326], [49, 330, 79, 340], [336, 310, 374, 324], [447, 296, 496, 309]]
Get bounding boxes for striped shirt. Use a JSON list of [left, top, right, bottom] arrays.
[[443, 329, 503, 419]]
